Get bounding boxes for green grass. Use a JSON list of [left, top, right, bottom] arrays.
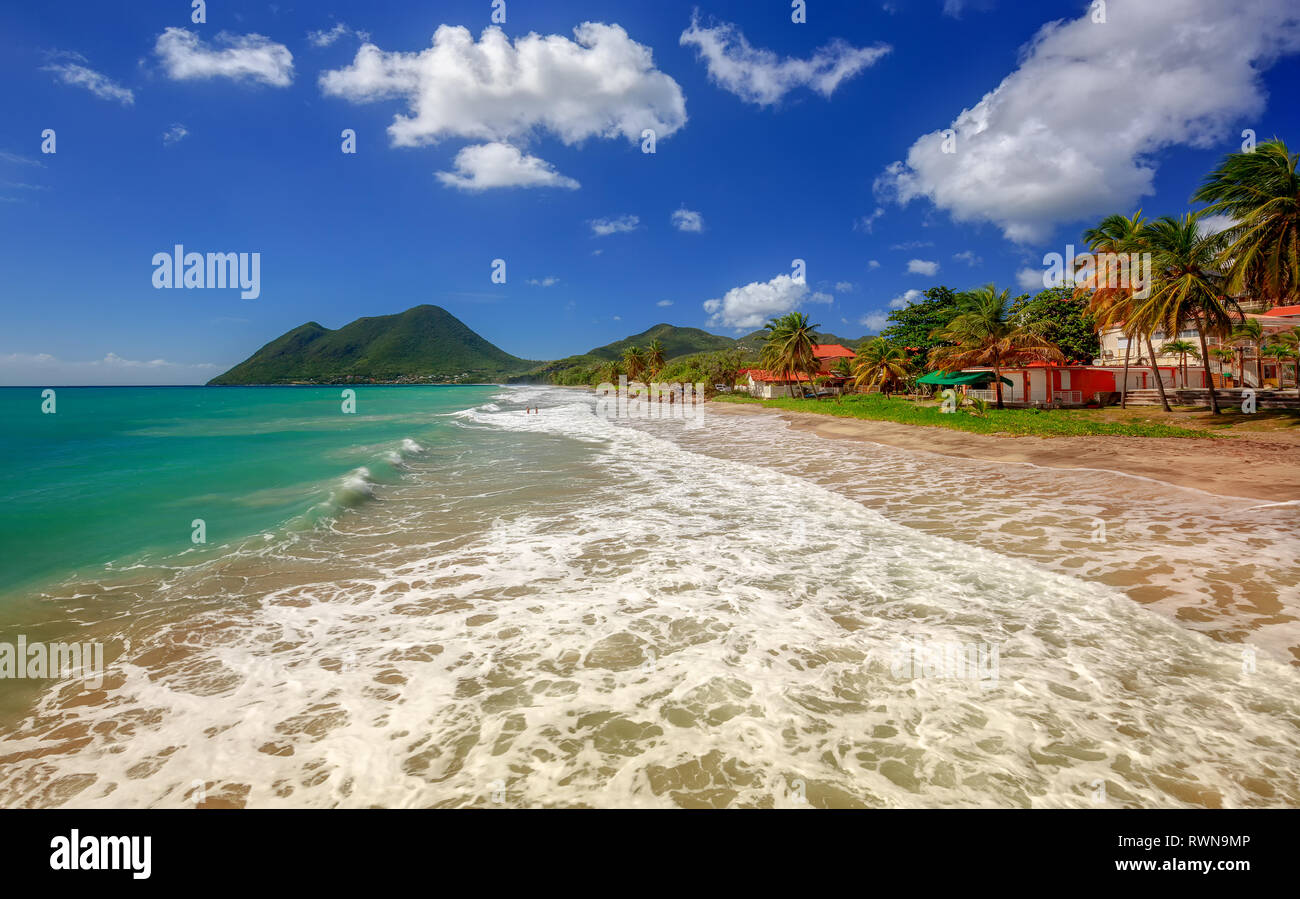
[[713, 393, 1212, 438]]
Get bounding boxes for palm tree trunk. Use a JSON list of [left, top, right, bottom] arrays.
[[1119, 339, 1132, 408], [1145, 336, 1172, 412], [994, 367, 1004, 409], [1195, 325, 1220, 414]]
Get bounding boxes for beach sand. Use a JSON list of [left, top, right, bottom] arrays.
[[707, 401, 1300, 503]]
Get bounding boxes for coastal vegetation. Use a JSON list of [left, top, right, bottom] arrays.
[[713, 393, 1209, 438], [927, 284, 1065, 408]]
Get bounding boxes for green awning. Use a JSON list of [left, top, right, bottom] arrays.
[[916, 370, 1014, 387]]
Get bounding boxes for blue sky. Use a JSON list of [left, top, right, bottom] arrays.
[[2, 0, 1298, 384]]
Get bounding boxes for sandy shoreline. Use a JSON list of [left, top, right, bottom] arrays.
[[706, 401, 1300, 503]]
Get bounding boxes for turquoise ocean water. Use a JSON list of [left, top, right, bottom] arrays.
[[0, 386, 497, 600]]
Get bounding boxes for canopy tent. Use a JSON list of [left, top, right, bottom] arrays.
[[915, 370, 1014, 387]]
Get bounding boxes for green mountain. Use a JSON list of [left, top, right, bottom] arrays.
[[515, 324, 740, 384], [209, 307, 867, 387], [583, 323, 737, 361], [209, 305, 536, 385]]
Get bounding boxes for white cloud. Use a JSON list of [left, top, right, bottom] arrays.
[[953, 250, 981, 266], [834, 281, 854, 293], [860, 312, 890, 331], [308, 23, 368, 48], [0, 352, 218, 386], [1197, 213, 1237, 238], [672, 207, 704, 232], [42, 62, 134, 105], [527, 276, 560, 287], [155, 28, 294, 87], [876, 0, 1300, 244], [908, 259, 939, 276], [657, 299, 674, 307], [867, 259, 881, 270], [680, 15, 889, 106], [436, 142, 579, 191], [889, 289, 925, 309], [854, 207, 885, 233], [590, 215, 640, 236], [890, 240, 933, 250], [0, 151, 43, 167], [162, 123, 189, 145], [320, 24, 686, 149], [1017, 267, 1046, 290], [703, 273, 832, 330]]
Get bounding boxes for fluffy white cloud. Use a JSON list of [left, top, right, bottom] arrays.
[[320, 24, 686, 148], [590, 215, 640, 236], [0, 352, 218, 386], [834, 281, 854, 293], [672, 207, 704, 232], [527, 276, 560, 287], [907, 259, 939, 276], [1016, 267, 1047, 290], [953, 250, 982, 266], [42, 61, 134, 105], [155, 28, 294, 87], [703, 274, 832, 330], [680, 16, 889, 106], [889, 289, 924, 309], [876, 0, 1300, 244], [860, 312, 890, 331], [657, 299, 674, 307], [867, 259, 881, 270], [162, 123, 188, 145], [436, 142, 579, 191]]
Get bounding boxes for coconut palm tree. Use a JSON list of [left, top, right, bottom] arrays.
[[1129, 215, 1240, 414], [1193, 139, 1300, 307], [621, 346, 647, 384], [928, 284, 1065, 409], [599, 359, 623, 387], [1229, 318, 1266, 389], [1076, 211, 1163, 409], [760, 312, 820, 398], [1128, 215, 1237, 415], [852, 337, 911, 395], [644, 339, 666, 385], [1158, 339, 1200, 387], [1208, 345, 1235, 387]]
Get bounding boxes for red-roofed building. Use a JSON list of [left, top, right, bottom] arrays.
[[741, 344, 857, 397]]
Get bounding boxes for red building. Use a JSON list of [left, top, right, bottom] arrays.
[[964, 362, 1183, 405], [741, 344, 857, 397]]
